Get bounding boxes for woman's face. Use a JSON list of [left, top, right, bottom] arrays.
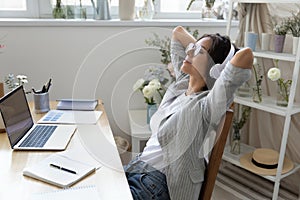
[[181, 37, 212, 80]]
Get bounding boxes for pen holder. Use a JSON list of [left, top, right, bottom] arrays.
[[33, 92, 50, 114]]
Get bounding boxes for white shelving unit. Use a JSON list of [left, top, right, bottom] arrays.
[[225, 1, 300, 200]]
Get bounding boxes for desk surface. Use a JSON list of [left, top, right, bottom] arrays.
[[0, 100, 132, 200]]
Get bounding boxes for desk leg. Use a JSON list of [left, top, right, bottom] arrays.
[[132, 137, 140, 159]]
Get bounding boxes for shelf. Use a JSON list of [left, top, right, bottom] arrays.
[[234, 96, 300, 116], [223, 143, 300, 182], [253, 51, 297, 62]]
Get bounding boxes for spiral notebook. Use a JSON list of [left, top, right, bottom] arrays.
[[30, 185, 100, 200]]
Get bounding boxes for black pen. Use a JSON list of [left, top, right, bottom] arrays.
[[50, 163, 77, 174], [45, 78, 52, 92]]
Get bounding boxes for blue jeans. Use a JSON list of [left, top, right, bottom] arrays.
[[124, 156, 170, 200]]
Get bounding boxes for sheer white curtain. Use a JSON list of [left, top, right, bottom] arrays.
[[236, 3, 300, 194]]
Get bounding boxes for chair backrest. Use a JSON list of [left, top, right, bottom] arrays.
[[199, 108, 234, 200]]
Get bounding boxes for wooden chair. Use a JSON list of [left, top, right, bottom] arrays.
[[0, 82, 5, 133], [199, 107, 234, 200]]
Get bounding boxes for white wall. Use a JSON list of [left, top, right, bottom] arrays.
[[0, 19, 238, 145]]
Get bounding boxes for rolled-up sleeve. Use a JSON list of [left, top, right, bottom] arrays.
[[170, 40, 187, 81], [204, 63, 252, 124]]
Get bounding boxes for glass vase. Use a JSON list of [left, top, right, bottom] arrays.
[[236, 81, 252, 97], [147, 103, 157, 124], [230, 129, 241, 155], [201, 0, 216, 19], [252, 85, 262, 103], [276, 81, 291, 107], [139, 0, 155, 20]]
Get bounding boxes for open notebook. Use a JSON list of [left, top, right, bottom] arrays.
[[29, 185, 100, 200], [23, 153, 96, 188]]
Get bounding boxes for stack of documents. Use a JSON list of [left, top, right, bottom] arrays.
[[37, 110, 102, 125], [56, 99, 98, 111]]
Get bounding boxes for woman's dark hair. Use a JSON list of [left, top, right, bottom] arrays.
[[198, 33, 239, 65]]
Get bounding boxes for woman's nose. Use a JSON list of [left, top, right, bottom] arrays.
[[185, 54, 193, 64]]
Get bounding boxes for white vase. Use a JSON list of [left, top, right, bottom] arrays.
[[119, 0, 135, 20], [261, 33, 271, 51], [292, 36, 299, 55]]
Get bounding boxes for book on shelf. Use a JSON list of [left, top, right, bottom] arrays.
[[23, 153, 96, 188], [56, 99, 98, 111]]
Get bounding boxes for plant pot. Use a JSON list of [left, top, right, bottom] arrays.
[[261, 33, 271, 51], [274, 34, 286, 53], [292, 36, 299, 55], [119, 0, 135, 20]]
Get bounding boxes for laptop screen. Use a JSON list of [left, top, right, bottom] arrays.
[[0, 85, 34, 147]]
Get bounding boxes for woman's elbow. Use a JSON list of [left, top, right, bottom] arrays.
[[172, 26, 185, 40], [230, 47, 254, 69]]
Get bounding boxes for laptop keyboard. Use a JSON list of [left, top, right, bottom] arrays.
[[19, 125, 57, 147]]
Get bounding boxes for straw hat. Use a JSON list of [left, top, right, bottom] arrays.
[[240, 148, 294, 175]]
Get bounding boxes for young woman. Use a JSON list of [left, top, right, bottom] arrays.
[[124, 26, 253, 200]]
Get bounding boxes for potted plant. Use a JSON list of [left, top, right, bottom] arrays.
[[145, 27, 199, 80], [273, 20, 289, 53], [133, 66, 169, 124], [286, 10, 300, 54], [230, 105, 251, 155], [52, 0, 66, 19], [267, 60, 292, 107]]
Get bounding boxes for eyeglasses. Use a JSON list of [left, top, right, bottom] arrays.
[[185, 43, 208, 57]]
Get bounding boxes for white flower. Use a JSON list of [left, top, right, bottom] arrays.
[[268, 67, 281, 81], [142, 85, 156, 99], [16, 75, 27, 80], [133, 78, 145, 91], [148, 79, 161, 90], [21, 79, 28, 84]]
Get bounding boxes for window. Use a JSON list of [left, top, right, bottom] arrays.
[[0, 0, 39, 18], [154, 0, 202, 19], [160, 0, 201, 12], [0, 0, 217, 19], [0, 0, 27, 10]]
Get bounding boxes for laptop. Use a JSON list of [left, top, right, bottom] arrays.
[[0, 85, 76, 150]]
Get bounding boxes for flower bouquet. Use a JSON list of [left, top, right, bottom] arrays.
[[267, 60, 292, 107], [4, 74, 30, 94], [133, 66, 168, 123]]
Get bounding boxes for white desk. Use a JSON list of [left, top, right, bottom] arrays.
[[0, 101, 133, 200], [128, 110, 151, 157]]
